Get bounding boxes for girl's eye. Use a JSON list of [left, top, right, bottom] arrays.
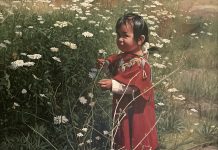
[[117, 33, 128, 38]]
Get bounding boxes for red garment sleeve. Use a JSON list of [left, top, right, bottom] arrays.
[[113, 61, 153, 101]]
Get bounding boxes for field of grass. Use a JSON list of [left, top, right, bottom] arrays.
[[0, 0, 217, 149]]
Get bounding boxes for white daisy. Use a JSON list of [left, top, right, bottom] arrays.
[[79, 96, 87, 104], [21, 89, 27, 94], [82, 128, 88, 132], [77, 132, 84, 137], [88, 92, 94, 98], [103, 130, 109, 135], [95, 136, 101, 140]]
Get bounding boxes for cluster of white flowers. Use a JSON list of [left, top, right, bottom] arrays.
[[39, 94, 48, 98], [78, 95, 95, 107], [53, 115, 69, 124], [157, 102, 164, 106], [37, 15, 45, 24], [98, 49, 107, 54], [10, 60, 35, 69], [12, 102, 20, 109], [4, 40, 11, 44], [54, 21, 70, 28], [103, 130, 109, 135], [88, 92, 94, 98], [162, 38, 170, 43], [95, 136, 101, 140], [172, 95, 186, 101], [36, 0, 51, 3], [155, 43, 163, 48], [82, 127, 88, 132], [167, 88, 179, 93], [89, 101, 95, 107], [150, 32, 158, 37], [79, 16, 87, 20], [88, 20, 96, 24], [15, 31, 22, 37], [21, 89, 27, 94], [77, 132, 83, 137], [80, 0, 94, 8], [62, 41, 77, 49], [162, 81, 169, 87], [152, 1, 163, 6], [190, 108, 198, 113], [153, 62, 166, 69], [153, 53, 161, 58], [88, 71, 96, 79], [194, 122, 199, 126], [146, 20, 155, 25], [0, 12, 3, 20], [78, 142, 84, 146], [86, 139, 92, 144], [82, 31, 93, 37], [0, 43, 7, 48], [207, 32, 213, 36], [27, 54, 42, 59]]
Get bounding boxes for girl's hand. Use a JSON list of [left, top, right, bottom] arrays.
[[98, 79, 112, 90], [96, 58, 106, 69]]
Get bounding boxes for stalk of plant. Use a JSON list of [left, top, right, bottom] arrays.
[[110, 66, 182, 149]]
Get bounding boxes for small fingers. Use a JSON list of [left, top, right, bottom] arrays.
[[96, 59, 105, 68]]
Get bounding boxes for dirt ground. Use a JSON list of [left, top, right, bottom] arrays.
[[178, 1, 218, 150]]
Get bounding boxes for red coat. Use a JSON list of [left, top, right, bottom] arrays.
[[107, 53, 158, 150]]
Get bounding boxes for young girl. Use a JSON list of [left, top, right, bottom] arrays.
[[98, 13, 159, 150]]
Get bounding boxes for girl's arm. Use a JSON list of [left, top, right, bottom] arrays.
[[112, 79, 138, 94], [98, 79, 138, 94]]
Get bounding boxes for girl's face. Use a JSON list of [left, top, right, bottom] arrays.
[[116, 23, 140, 53]]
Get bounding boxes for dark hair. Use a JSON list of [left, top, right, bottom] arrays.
[[116, 13, 149, 45]]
